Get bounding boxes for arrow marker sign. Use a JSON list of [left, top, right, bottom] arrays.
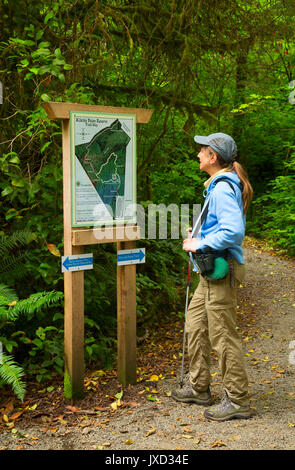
[[117, 248, 145, 266], [61, 253, 93, 272]]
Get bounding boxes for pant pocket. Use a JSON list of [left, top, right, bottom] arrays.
[[206, 277, 235, 309]]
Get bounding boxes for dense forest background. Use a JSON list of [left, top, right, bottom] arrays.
[[1, 0, 295, 400]]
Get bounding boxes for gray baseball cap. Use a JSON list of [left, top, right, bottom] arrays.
[[194, 132, 237, 162]]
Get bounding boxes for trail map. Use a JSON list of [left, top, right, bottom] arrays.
[[70, 112, 136, 226]]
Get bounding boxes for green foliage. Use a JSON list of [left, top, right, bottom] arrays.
[[248, 152, 295, 255], [0, 231, 64, 397], [0, 284, 18, 303], [0, 290, 64, 322], [26, 325, 64, 382], [0, 231, 37, 284], [0, 353, 26, 402], [0, 287, 64, 392]]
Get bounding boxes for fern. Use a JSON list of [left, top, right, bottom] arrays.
[[0, 283, 18, 303], [0, 289, 63, 322], [0, 285, 18, 323], [0, 352, 26, 402], [0, 231, 63, 401], [0, 230, 36, 257], [0, 250, 29, 280], [0, 230, 37, 281], [10, 290, 64, 318]]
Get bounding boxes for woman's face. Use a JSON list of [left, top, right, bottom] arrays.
[[197, 146, 217, 173]]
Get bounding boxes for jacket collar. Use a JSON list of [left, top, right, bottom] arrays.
[[204, 168, 232, 189]]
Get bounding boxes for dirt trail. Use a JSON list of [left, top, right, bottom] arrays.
[[1, 239, 295, 451]]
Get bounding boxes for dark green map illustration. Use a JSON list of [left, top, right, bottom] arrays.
[[75, 119, 131, 217]]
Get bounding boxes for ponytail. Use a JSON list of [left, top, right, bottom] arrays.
[[232, 161, 253, 214], [216, 155, 253, 214]]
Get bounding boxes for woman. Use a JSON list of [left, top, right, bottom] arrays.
[[172, 132, 254, 421]]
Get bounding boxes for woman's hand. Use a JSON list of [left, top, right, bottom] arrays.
[[182, 236, 197, 253], [183, 227, 197, 252]]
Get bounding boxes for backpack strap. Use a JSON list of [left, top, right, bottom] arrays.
[[201, 177, 238, 225]]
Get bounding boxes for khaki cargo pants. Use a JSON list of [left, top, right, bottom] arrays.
[[185, 259, 249, 406]]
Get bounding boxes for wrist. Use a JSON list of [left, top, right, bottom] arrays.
[[191, 238, 198, 252]]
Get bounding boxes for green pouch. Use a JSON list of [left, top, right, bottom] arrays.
[[193, 249, 229, 280], [206, 257, 229, 280]]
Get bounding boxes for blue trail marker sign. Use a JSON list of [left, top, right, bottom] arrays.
[[117, 248, 145, 266], [62, 253, 93, 272]]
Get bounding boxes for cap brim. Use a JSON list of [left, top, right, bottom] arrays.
[[194, 135, 209, 145]]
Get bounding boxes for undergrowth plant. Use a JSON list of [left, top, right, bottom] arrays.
[[0, 352, 26, 402], [0, 231, 64, 400], [248, 152, 295, 255]]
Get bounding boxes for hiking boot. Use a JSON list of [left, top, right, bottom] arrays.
[[204, 392, 253, 422], [172, 384, 212, 405]]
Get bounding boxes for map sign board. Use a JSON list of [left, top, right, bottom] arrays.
[[70, 111, 136, 227]]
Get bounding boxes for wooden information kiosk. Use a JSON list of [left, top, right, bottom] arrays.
[[43, 102, 153, 399]]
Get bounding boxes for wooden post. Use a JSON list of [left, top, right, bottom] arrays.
[[62, 119, 85, 399], [117, 240, 137, 386], [63, 248, 84, 399]]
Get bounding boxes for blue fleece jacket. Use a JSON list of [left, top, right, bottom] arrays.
[[194, 171, 245, 264]]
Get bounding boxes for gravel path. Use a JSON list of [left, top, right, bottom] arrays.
[[1, 241, 295, 451]]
